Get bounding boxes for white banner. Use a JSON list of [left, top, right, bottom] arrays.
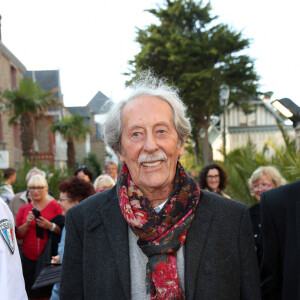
[[0, 151, 9, 169]]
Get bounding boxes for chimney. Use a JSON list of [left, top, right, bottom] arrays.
[[0, 15, 2, 41]]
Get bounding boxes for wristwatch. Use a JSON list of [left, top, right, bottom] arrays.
[[50, 223, 56, 232]]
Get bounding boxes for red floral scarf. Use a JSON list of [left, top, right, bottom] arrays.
[[117, 162, 200, 299]]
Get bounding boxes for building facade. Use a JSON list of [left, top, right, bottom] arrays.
[[24, 70, 66, 168], [66, 90, 110, 169], [210, 98, 295, 161], [0, 39, 26, 168]]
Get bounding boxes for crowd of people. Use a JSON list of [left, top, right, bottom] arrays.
[[0, 72, 299, 299], [0, 161, 117, 299]]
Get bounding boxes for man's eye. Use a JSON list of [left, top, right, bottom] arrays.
[[133, 132, 140, 137], [158, 129, 165, 134]]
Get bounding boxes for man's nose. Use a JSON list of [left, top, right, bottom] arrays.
[[143, 134, 159, 152]]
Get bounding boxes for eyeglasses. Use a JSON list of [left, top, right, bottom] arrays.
[[251, 183, 273, 192], [58, 197, 71, 202], [28, 186, 45, 191], [207, 175, 220, 180]]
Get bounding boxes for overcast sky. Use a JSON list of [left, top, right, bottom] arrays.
[[1, 0, 300, 107]]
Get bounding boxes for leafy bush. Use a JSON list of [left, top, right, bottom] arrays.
[[82, 152, 102, 181]]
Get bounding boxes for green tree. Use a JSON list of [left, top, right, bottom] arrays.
[[224, 140, 261, 206], [50, 115, 91, 170], [126, 0, 260, 164], [0, 78, 59, 162], [82, 152, 102, 179]]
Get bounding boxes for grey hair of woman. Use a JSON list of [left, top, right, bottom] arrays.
[[248, 166, 286, 195], [103, 71, 192, 153], [27, 174, 48, 189], [25, 167, 46, 182]]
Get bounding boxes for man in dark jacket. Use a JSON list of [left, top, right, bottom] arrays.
[[60, 72, 260, 299], [260, 179, 300, 299]]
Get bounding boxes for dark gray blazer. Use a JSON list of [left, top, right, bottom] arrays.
[[60, 187, 260, 300], [260, 180, 300, 299]]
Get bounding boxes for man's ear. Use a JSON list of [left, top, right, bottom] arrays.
[[117, 150, 125, 163], [178, 136, 186, 157]]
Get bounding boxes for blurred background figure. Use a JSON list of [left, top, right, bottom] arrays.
[[9, 167, 51, 223], [74, 165, 93, 182], [94, 174, 116, 193], [104, 161, 118, 182], [248, 166, 286, 267], [50, 177, 95, 300], [199, 163, 230, 198], [16, 174, 62, 299], [1, 167, 17, 204]]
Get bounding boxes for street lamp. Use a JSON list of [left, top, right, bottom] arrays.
[[219, 84, 230, 163], [271, 98, 300, 151], [199, 128, 206, 165]]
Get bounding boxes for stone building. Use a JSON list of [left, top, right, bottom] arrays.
[[0, 28, 26, 168]]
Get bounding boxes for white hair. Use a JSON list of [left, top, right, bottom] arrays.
[[27, 174, 48, 188], [26, 167, 46, 182], [94, 175, 115, 191], [103, 71, 191, 153]]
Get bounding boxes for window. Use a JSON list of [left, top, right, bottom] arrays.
[[239, 110, 247, 126], [10, 65, 17, 89], [247, 111, 256, 126]]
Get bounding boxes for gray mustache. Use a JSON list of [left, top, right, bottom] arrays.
[[138, 152, 167, 165]]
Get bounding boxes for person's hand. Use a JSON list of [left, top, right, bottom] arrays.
[[35, 216, 52, 230], [26, 211, 35, 225], [51, 255, 60, 264]]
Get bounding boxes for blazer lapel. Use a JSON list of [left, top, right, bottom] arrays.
[[100, 195, 131, 299], [185, 191, 213, 300]]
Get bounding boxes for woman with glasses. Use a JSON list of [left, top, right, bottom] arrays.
[[248, 166, 286, 267], [50, 177, 95, 300], [16, 174, 62, 299], [199, 163, 230, 198]]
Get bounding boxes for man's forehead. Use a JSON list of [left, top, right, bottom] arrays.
[[122, 96, 174, 125]]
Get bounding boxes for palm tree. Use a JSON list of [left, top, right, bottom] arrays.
[[50, 115, 91, 170], [0, 78, 59, 161]]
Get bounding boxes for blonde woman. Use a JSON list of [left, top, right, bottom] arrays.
[[248, 166, 286, 267], [16, 174, 62, 299], [94, 174, 116, 193]]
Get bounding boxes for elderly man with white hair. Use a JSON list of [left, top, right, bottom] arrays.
[[60, 73, 260, 299]]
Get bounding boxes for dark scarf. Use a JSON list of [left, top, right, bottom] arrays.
[[117, 162, 200, 299]]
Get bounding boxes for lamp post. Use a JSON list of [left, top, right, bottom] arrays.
[[219, 84, 230, 163], [199, 128, 206, 165], [272, 98, 300, 152]]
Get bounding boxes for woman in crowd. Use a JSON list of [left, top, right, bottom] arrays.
[[16, 174, 62, 299], [74, 165, 93, 182], [248, 166, 286, 267], [94, 174, 116, 192], [50, 177, 95, 300], [199, 163, 230, 198]]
